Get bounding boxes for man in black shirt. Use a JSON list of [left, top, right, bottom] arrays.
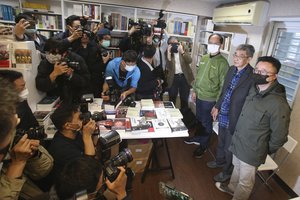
[[36, 38, 91, 103], [136, 45, 163, 100]]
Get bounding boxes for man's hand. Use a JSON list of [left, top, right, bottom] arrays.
[[120, 91, 128, 101], [128, 25, 140, 36], [106, 167, 127, 200], [192, 91, 197, 103], [53, 62, 69, 76], [14, 19, 30, 39], [211, 107, 219, 121], [82, 120, 96, 137], [68, 29, 83, 42], [178, 44, 184, 54], [10, 134, 40, 163], [102, 52, 110, 64]]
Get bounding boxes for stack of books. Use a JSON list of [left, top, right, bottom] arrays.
[[36, 96, 60, 111]]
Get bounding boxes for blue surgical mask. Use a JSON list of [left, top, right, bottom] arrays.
[[101, 40, 110, 48], [125, 65, 136, 72], [25, 29, 37, 35]]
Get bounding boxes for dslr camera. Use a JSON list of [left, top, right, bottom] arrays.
[[13, 126, 47, 146], [104, 76, 121, 105], [95, 130, 133, 182], [60, 56, 80, 71], [79, 94, 106, 125]]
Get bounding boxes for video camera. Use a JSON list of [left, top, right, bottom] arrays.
[[128, 19, 152, 37], [13, 126, 47, 146]]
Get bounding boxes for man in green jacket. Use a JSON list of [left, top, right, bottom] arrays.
[[216, 56, 291, 200], [184, 33, 229, 158]]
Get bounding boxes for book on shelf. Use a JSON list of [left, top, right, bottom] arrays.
[[152, 118, 171, 133], [36, 96, 60, 111], [0, 5, 15, 22], [36, 15, 62, 30], [167, 118, 188, 132], [130, 118, 154, 133], [168, 20, 194, 36], [72, 4, 82, 17], [107, 13, 128, 31], [83, 4, 100, 20], [140, 99, 154, 110]]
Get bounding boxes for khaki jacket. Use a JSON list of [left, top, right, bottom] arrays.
[[165, 50, 194, 88]]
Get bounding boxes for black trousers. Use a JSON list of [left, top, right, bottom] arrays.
[[168, 73, 190, 113]]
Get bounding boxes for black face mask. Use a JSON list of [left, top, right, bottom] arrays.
[[252, 73, 269, 84]]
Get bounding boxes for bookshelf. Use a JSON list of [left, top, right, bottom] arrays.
[[0, 0, 20, 24]]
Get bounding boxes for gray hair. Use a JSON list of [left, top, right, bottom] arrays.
[[236, 44, 255, 58]]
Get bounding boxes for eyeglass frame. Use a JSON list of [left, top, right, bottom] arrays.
[[253, 68, 277, 76], [233, 53, 249, 61]]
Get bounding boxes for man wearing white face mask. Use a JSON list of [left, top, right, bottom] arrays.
[[0, 70, 39, 131], [102, 50, 141, 100], [184, 33, 229, 158], [48, 103, 96, 180], [14, 13, 47, 56]]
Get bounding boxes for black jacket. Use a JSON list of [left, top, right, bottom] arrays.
[[215, 64, 254, 134], [16, 100, 39, 130], [136, 57, 159, 98], [75, 43, 109, 97], [35, 51, 91, 103]]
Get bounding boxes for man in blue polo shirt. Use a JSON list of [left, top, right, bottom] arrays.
[[101, 50, 141, 100]]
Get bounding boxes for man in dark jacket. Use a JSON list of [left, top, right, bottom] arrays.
[[216, 56, 291, 200], [14, 13, 47, 56], [35, 38, 91, 103], [136, 45, 163, 100], [207, 44, 255, 183], [0, 70, 39, 130]]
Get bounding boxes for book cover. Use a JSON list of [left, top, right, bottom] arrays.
[[165, 108, 183, 119], [111, 118, 127, 131], [140, 110, 157, 120], [0, 42, 11, 68], [152, 119, 171, 133], [163, 101, 175, 108], [167, 118, 188, 132], [97, 120, 112, 134], [37, 96, 60, 111], [130, 118, 154, 133], [154, 101, 164, 108], [115, 107, 128, 118], [126, 107, 140, 118], [141, 99, 154, 110], [154, 108, 167, 119]]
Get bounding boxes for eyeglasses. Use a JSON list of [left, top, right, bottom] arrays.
[[233, 53, 248, 61], [253, 68, 276, 76]]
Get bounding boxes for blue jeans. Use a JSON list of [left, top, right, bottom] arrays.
[[194, 98, 215, 148]]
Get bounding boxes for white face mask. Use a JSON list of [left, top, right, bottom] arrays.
[[101, 40, 110, 48], [125, 65, 136, 72], [207, 44, 220, 54], [19, 88, 29, 101], [46, 53, 62, 64]]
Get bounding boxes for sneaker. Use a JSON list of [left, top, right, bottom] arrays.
[[215, 182, 234, 196], [193, 146, 207, 158], [184, 137, 200, 145], [213, 172, 231, 182], [206, 161, 225, 169]]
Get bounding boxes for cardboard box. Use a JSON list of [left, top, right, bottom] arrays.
[[128, 139, 153, 159], [128, 157, 149, 173]]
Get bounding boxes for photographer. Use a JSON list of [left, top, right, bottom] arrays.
[[166, 36, 194, 113], [0, 78, 53, 200], [136, 45, 163, 100], [0, 70, 39, 130], [76, 28, 112, 97], [53, 15, 90, 52], [35, 38, 91, 103], [53, 157, 130, 200], [102, 50, 140, 101], [48, 102, 96, 179], [14, 13, 47, 56]]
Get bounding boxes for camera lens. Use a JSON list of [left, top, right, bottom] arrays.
[[111, 148, 133, 166]]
